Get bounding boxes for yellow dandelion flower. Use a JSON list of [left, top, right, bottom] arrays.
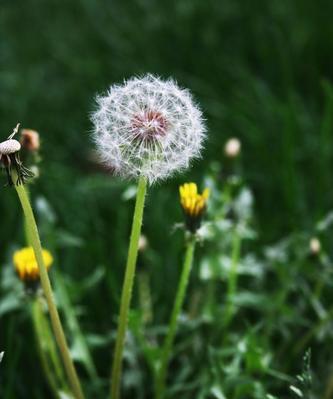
[[179, 182, 210, 232], [13, 247, 53, 281]]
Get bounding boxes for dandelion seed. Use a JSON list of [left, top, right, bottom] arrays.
[[91, 74, 206, 184], [179, 182, 210, 232], [13, 247, 53, 282]]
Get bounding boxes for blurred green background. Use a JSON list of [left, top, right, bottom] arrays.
[[1, 0, 333, 398]]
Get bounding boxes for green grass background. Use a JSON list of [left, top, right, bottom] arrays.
[[1, 0, 333, 398]]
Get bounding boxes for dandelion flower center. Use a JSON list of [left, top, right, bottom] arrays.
[[132, 110, 168, 140]]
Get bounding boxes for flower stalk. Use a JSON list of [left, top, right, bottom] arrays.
[[224, 228, 242, 327], [154, 182, 209, 399], [14, 178, 85, 399], [155, 237, 196, 399], [110, 175, 148, 399], [31, 297, 68, 398]]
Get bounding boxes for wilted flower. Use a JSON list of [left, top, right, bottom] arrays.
[[91, 75, 206, 184], [0, 124, 34, 185], [224, 137, 241, 158], [20, 129, 40, 151], [13, 247, 53, 282], [179, 182, 210, 232]]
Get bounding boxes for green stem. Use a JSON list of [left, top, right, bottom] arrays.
[[110, 176, 148, 399], [14, 182, 85, 399], [155, 237, 196, 399], [54, 269, 98, 381], [224, 229, 241, 328], [31, 298, 60, 399]]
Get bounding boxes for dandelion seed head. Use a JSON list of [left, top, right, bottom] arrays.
[[0, 124, 34, 186], [0, 139, 21, 155], [91, 75, 206, 183]]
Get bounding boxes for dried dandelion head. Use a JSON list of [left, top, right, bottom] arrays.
[[91, 75, 206, 184], [0, 124, 34, 185]]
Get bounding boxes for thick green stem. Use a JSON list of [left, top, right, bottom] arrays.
[[155, 238, 196, 399], [224, 229, 241, 328], [14, 182, 85, 399], [110, 176, 148, 399]]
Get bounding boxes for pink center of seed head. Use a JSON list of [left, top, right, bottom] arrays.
[[131, 110, 168, 140]]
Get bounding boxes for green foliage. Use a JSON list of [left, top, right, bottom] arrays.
[[1, 0, 333, 398]]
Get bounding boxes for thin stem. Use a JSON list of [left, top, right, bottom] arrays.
[[14, 182, 85, 399], [110, 176, 148, 399], [138, 270, 153, 325], [31, 299, 61, 398], [155, 237, 196, 399], [54, 269, 98, 381], [224, 229, 241, 328]]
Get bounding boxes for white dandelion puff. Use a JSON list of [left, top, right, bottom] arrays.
[[91, 74, 206, 184]]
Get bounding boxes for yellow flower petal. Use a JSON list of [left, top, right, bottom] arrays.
[[179, 183, 209, 222], [13, 247, 53, 281]]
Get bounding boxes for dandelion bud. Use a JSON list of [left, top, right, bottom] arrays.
[[179, 183, 210, 233], [138, 234, 148, 252], [224, 137, 241, 158], [20, 129, 40, 151], [309, 237, 321, 255], [13, 247, 53, 282], [91, 75, 206, 184]]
